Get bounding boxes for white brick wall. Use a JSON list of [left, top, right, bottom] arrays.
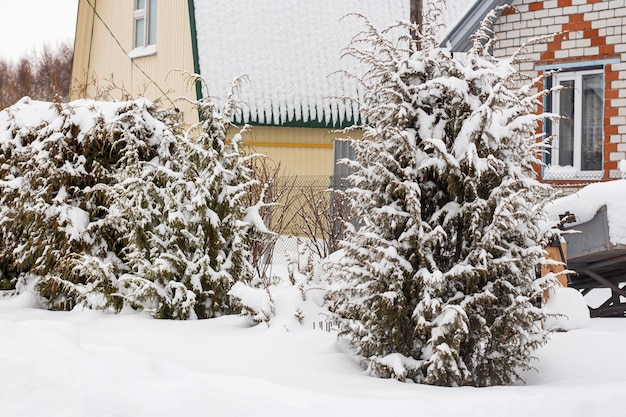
[[598, 9, 614, 19], [613, 97, 626, 107], [593, 1, 610, 11]]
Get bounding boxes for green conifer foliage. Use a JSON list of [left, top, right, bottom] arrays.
[[327, 11, 554, 386], [0, 91, 263, 319], [114, 90, 261, 319], [0, 98, 174, 310]]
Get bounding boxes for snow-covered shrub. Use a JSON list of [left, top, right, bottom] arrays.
[[111, 86, 266, 319], [0, 97, 177, 310], [326, 11, 555, 386], [0, 91, 267, 319], [228, 280, 275, 324]]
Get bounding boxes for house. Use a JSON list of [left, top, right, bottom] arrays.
[[71, 0, 414, 183], [445, 0, 626, 314], [446, 0, 626, 185], [79, 1, 620, 185], [71, 1, 479, 184]]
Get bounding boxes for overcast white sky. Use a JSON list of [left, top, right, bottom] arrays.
[[0, 0, 79, 63]]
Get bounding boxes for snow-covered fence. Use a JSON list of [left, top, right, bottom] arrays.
[[312, 320, 339, 332], [253, 174, 351, 266]]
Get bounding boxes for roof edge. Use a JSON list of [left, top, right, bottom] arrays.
[[441, 0, 515, 52], [234, 109, 359, 130], [187, 0, 202, 105]]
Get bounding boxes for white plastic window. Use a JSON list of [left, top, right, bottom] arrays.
[[547, 69, 604, 179], [131, 0, 157, 57]]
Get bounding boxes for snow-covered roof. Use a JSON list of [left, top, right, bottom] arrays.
[[545, 181, 626, 245], [192, 0, 474, 128]]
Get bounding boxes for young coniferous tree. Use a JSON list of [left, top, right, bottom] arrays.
[[113, 81, 263, 319], [327, 9, 555, 386]]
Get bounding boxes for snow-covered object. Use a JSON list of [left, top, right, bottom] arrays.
[[326, 11, 554, 387], [544, 181, 626, 245], [0, 97, 176, 309], [543, 287, 591, 331], [313, 249, 344, 282], [0, 94, 266, 319], [104, 92, 267, 319], [193, 0, 473, 127], [229, 281, 274, 323]]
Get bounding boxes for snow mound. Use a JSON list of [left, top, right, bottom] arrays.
[[543, 287, 591, 331]]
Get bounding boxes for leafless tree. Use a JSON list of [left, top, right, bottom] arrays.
[[294, 182, 352, 261], [0, 42, 73, 110], [244, 155, 299, 280]]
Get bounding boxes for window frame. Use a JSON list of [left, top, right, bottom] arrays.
[[130, 0, 157, 59], [544, 67, 604, 180], [332, 139, 355, 187]]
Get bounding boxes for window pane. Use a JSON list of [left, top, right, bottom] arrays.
[[558, 80, 574, 167], [333, 140, 355, 182], [135, 18, 145, 48], [136, 0, 145, 10], [148, 0, 157, 45], [581, 73, 603, 171]]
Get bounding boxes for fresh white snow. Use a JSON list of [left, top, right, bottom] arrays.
[[545, 180, 626, 244], [1, 261, 625, 417], [0, 97, 170, 146], [543, 287, 591, 331]]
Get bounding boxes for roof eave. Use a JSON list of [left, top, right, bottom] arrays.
[[440, 0, 515, 52]]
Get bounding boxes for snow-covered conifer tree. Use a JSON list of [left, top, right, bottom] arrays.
[[113, 82, 263, 319], [0, 88, 265, 319], [327, 9, 554, 386], [0, 98, 179, 309]]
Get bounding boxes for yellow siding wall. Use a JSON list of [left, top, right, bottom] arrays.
[[71, 0, 197, 122], [236, 126, 345, 178]]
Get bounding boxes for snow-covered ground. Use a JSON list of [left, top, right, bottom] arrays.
[[1, 272, 625, 417]]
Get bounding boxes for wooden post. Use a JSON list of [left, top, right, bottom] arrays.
[[410, 0, 422, 27], [410, 0, 423, 46], [542, 239, 568, 303]]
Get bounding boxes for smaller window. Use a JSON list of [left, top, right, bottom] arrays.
[[131, 0, 157, 57]]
